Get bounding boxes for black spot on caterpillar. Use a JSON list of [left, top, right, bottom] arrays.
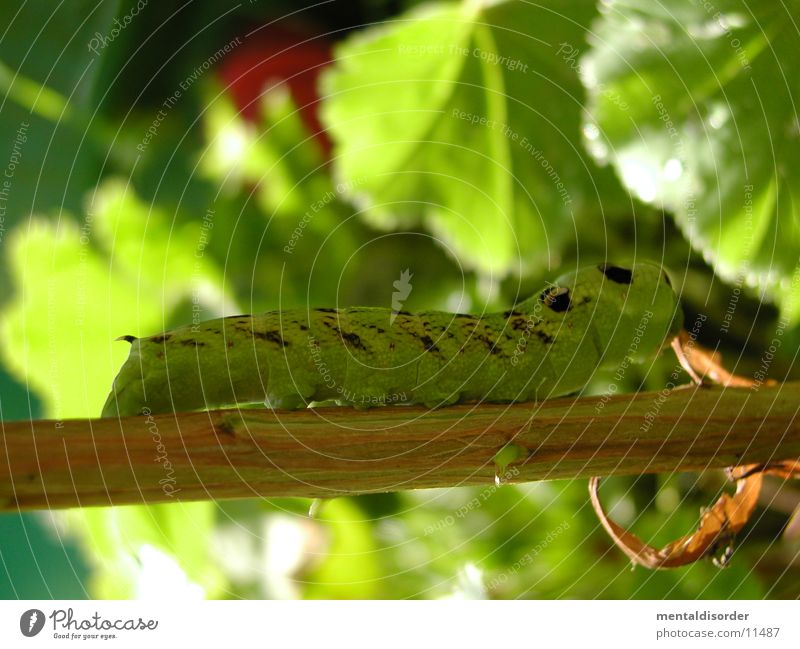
[[101, 262, 683, 416], [599, 264, 634, 285], [540, 286, 572, 312]]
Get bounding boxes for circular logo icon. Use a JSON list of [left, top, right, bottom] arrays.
[[20, 609, 45, 637]]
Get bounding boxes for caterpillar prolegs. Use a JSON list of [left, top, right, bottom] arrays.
[[101, 262, 683, 417]]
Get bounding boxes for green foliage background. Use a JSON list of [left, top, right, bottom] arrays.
[[0, 0, 798, 599]]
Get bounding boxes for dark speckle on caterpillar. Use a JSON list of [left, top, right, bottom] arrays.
[[101, 262, 683, 417]]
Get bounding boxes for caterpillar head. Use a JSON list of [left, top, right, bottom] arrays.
[[551, 261, 683, 363]]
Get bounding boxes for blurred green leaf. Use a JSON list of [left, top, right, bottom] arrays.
[[65, 502, 224, 599], [0, 180, 229, 417], [322, 0, 618, 277], [583, 0, 800, 322], [304, 499, 382, 598]]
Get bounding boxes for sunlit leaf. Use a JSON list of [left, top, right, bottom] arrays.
[[64, 503, 225, 599], [322, 0, 612, 277], [583, 0, 800, 321], [0, 180, 228, 418], [304, 499, 382, 599]]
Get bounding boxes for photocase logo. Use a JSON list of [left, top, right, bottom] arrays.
[[390, 268, 413, 324], [20, 609, 45, 637]]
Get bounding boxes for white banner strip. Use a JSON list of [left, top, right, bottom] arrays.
[[1, 600, 797, 648]]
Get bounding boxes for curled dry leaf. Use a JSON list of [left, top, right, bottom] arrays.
[[671, 330, 756, 388], [589, 473, 762, 569]]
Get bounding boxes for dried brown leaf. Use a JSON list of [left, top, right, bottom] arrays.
[[589, 473, 762, 569]]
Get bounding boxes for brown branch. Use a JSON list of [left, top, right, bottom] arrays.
[[2, 382, 799, 511]]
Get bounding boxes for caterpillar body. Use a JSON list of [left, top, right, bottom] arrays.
[[101, 262, 683, 417]]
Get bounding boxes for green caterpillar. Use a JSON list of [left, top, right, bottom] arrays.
[[101, 262, 682, 417]]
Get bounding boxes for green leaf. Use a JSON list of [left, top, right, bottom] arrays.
[[0, 180, 228, 419], [304, 499, 382, 598], [64, 502, 225, 599], [583, 0, 800, 322], [321, 0, 607, 277]]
